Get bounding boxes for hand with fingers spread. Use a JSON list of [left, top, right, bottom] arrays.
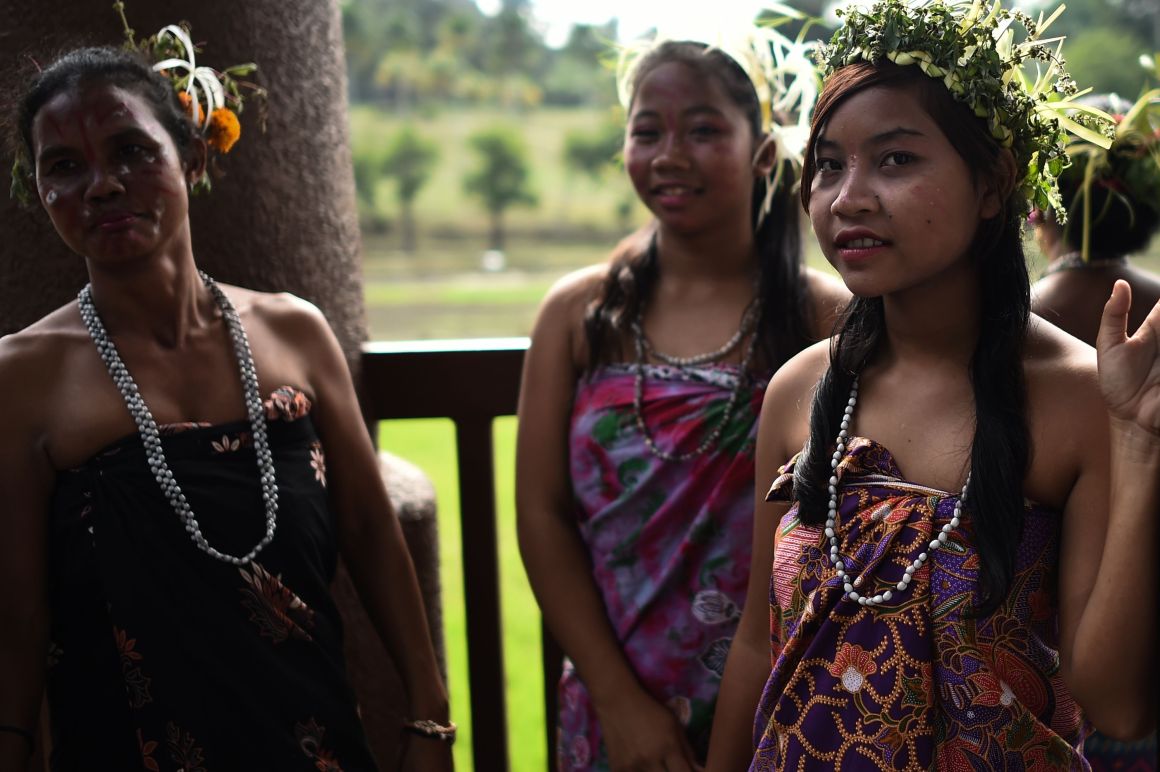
[[597, 688, 703, 772], [1097, 280, 1160, 438]]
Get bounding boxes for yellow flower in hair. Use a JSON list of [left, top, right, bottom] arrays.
[[207, 108, 241, 153]]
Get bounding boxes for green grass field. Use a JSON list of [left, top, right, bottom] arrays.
[[377, 417, 540, 772]]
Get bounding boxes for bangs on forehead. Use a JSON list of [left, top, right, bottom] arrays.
[[803, 63, 1000, 211]]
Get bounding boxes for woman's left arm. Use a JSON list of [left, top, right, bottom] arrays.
[[1060, 280, 1159, 740], [280, 299, 452, 769]]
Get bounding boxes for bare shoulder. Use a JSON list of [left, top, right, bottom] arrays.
[[0, 303, 88, 441], [222, 284, 337, 353], [764, 339, 831, 432], [1025, 314, 1099, 398], [1024, 316, 1104, 497], [802, 268, 851, 339], [0, 303, 86, 396], [537, 264, 607, 321], [530, 263, 608, 368], [225, 284, 328, 327], [767, 338, 831, 410]]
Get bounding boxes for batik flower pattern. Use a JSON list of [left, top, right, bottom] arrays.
[[752, 437, 1087, 770], [239, 562, 316, 644], [558, 363, 769, 769]]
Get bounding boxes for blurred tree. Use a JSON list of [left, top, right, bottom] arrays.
[[543, 21, 619, 105], [464, 126, 538, 249], [482, 0, 549, 106], [382, 126, 440, 252], [1064, 26, 1154, 97], [342, 0, 486, 102], [563, 120, 623, 180], [352, 149, 390, 233], [1025, 0, 1157, 96]]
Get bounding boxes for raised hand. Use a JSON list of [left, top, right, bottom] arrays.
[[1096, 280, 1160, 436]]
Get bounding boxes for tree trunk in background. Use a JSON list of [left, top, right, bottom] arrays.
[[0, 3, 431, 768], [490, 210, 505, 251], [401, 200, 417, 254]]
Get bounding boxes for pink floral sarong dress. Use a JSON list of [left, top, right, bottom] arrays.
[[558, 362, 769, 770]]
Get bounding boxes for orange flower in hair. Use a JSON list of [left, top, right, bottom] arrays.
[[177, 91, 201, 123], [207, 108, 241, 153]]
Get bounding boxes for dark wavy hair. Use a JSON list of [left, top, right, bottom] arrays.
[[1058, 173, 1160, 258], [15, 46, 197, 183], [583, 40, 811, 372], [795, 61, 1031, 617]]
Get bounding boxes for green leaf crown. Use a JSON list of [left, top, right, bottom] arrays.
[[818, 0, 1114, 221]]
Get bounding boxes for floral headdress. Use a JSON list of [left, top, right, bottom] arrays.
[[8, 2, 265, 203], [615, 3, 826, 217], [818, 0, 1114, 221], [1057, 88, 1160, 260], [115, 1, 266, 194]]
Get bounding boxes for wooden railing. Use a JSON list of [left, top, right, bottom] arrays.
[[359, 338, 563, 771]]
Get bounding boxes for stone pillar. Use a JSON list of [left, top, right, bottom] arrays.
[[0, 3, 442, 769]]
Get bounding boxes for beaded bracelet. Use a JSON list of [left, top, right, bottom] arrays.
[[402, 718, 457, 744], [0, 723, 35, 753]]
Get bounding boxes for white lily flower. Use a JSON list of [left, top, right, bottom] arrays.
[[152, 24, 223, 133]]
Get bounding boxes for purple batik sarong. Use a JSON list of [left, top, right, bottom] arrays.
[[752, 436, 1088, 771]]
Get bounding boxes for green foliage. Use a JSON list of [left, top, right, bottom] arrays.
[[1024, 0, 1157, 97], [381, 126, 440, 251], [563, 119, 624, 181], [1064, 27, 1153, 98], [383, 126, 440, 204], [464, 126, 536, 212], [464, 126, 538, 248], [352, 149, 390, 233], [542, 22, 620, 106], [341, 0, 616, 108], [348, 105, 645, 238]]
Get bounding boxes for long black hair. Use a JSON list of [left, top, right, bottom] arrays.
[[583, 41, 811, 373], [794, 62, 1031, 617]]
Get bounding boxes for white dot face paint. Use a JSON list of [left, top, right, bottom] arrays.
[[45, 190, 58, 206]]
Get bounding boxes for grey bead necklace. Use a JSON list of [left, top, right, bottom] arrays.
[[631, 302, 761, 462], [78, 271, 278, 565], [631, 298, 760, 367], [825, 375, 969, 607]]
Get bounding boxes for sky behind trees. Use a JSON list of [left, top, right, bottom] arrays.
[[343, 0, 1158, 108]]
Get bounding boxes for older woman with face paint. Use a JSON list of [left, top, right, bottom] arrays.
[[0, 46, 451, 771]]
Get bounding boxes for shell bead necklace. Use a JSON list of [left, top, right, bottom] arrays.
[[826, 375, 970, 606], [78, 271, 278, 565], [631, 301, 761, 462], [631, 298, 760, 367]]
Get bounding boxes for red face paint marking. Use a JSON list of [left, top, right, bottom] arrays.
[[44, 115, 65, 144], [69, 112, 97, 162]]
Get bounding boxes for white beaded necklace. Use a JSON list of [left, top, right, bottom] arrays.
[[825, 375, 970, 606], [78, 271, 278, 565]]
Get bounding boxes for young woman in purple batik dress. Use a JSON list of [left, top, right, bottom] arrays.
[[709, 1, 1159, 769]]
